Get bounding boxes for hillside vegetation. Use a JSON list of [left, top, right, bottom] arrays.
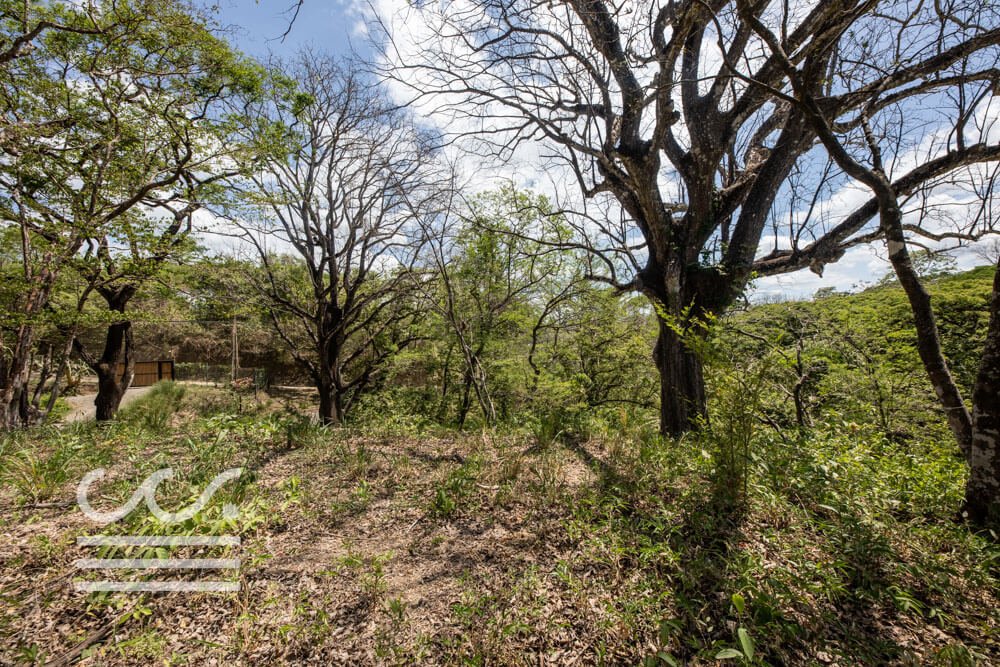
[[721, 265, 997, 445], [2, 267, 998, 665]]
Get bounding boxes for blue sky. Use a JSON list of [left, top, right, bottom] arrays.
[[211, 0, 364, 60]]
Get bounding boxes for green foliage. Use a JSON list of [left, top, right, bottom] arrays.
[[0, 0, 267, 427], [1, 0, 259, 237], [431, 457, 482, 519], [370, 187, 657, 435], [335, 548, 394, 606], [2, 350, 998, 665], [557, 405, 998, 665], [117, 381, 186, 431], [720, 265, 996, 442], [1, 430, 84, 502]]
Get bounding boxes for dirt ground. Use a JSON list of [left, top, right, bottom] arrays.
[[2, 386, 997, 665], [0, 403, 615, 665]]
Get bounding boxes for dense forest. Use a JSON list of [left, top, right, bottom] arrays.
[[2, 0, 1000, 664]]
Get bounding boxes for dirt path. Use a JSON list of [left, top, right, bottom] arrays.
[[61, 386, 154, 423]]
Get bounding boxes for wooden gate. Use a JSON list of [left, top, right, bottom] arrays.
[[116, 360, 175, 387]]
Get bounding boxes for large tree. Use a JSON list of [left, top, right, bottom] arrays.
[[236, 53, 438, 425], [0, 0, 256, 426], [377, 0, 1000, 435], [72, 204, 199, 421]]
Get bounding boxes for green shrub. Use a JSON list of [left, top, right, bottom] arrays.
[[118, 381, 186, 431], [1, 431, 84, 502]]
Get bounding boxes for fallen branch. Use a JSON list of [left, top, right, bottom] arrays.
[[43, 614, 121, 667]]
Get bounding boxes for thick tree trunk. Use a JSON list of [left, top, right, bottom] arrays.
[[94, 363, 127, 422], [316, 322, 345, 426], [317, 380, 343, 425], [92, 319, 134, 422], [964, 261, 1000, 524], [17, 381, 29, 424], [75, 288, 136, 423], [654, 317, 707, 437]]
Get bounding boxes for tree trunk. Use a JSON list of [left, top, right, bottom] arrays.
[[30, 343, 52, 410], [316, 322, 345, 426], [654, 317, 707, 437], [92, 319, 134, 422], [457, 368, 474, 430], [883, 205, 973, 456], [470, 356, 496, 424], [317, 380, 342, 425], [436, 343, 453, 423], [964, 260, 1000, 524], [0, 225, 66, 430], [42, 333, 76, 423], [17, 380, 29, 425], [0, 324, 36, 430], [94, 357, 127, 422], [76, 288, 136, 423], [0, 269, 51, 430]]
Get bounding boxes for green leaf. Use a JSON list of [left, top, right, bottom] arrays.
[[658, 619, 673, 645], [656, 651, 679, 666], [731, 592, 746, 615], [715, 648, 744, 660], [738, 627, 755, 661]]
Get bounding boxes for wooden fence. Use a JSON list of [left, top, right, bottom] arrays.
[[116, 361, 175, 387]]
